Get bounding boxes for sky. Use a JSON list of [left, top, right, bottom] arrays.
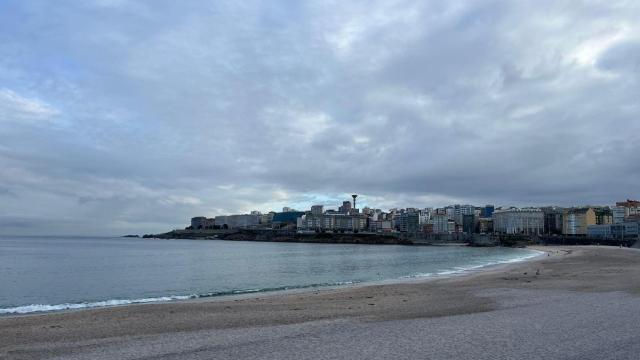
[[1, 0, 639, 235]]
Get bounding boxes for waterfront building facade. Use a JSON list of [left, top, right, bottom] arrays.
[[562, 208, 596, 235], [369, 219, 393, 232], [399, 212, 420, 233], [214, 214, 260, 229], [587, 222, 640, 239], [542, 207, 564, 235], [191, 216, 215, 229], [493, 208, 544, 235], [298, 213, 367, 232]]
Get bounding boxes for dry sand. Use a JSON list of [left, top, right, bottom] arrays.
[[1, 245, 640, 359]]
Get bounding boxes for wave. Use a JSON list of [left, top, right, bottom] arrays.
[[0, 281, 358, 315], [401, 249, 544, 279]]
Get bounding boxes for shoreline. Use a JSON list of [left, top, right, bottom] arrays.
[[3, 245, 640, 359], [0, 246, 543, 318]]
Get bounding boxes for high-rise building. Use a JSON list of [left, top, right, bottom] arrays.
[[483, 205, 495, 218], [338, 201, 352, 214], [452, 204, 475, 225], [399, 212, 420, 233]]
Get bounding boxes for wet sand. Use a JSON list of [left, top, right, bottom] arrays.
[[2, 246, 640, 359]]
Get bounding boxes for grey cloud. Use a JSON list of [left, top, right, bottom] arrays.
[[0, 0, 639, 235], [597, 40, 640, 74]]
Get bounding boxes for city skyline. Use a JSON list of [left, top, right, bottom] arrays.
[[1, 1, 640, 235], [185, 197, 639, 240]]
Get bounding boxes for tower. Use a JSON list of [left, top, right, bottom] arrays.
[[352, 194, 358, 209]]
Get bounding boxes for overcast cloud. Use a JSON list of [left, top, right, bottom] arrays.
[[1, 0, 639, 235]]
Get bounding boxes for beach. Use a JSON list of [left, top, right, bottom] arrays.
[[2, 245, 640, 359]]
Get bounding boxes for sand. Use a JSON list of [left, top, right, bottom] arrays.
[[1, 246, 640, 359]]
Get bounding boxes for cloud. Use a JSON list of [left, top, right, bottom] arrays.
[[0, 0, 639, 235], [0, 88, 59, 122]]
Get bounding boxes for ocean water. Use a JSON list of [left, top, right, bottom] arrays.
[[0, 236, 540, 314]]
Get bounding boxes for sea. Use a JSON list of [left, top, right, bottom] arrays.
[[0, 236, 540, 315]]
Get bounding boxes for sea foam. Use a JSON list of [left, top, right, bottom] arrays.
[[401, 249, 544, 279], [0, 281, 358, 315]]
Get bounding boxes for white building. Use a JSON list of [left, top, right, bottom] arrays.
[[214, 214, 260, 229], [493, 208, 544, 235]]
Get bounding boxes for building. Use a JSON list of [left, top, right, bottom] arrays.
[[399, 212, 420, 234], [298, 213, 323, 231], [369, 219, 393, 232], [260, 212, 275, 226], [587, 222, 640, 239], [615, 199, 640, 219], [477, 217, 493, 234], [562, 208, 596, 235], [450, 204, 475, 225], [594, 207, 613, 225], [214, 214, 260, 229], [310, 205, 324, 216], [191, 216, 211, 230], [298, 213, 367, 232], [338, 201, 352, 214], [493, 208, 544, 235], [272, 211, 306, 229], [462, 214, 476, 234], [422, 223, 434, 234], [418, 208, 432, 224], [483, 205, 495, 218], [431, 214, 449, 234], [612, 207, 626, 224], [542, 207, 564, 235]]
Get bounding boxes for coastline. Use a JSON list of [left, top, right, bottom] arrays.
[[0, 246, 542, 317], [3, 246, 640, 359]]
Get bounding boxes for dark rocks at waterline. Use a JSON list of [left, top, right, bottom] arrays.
[[144, 229, 413, 245]]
